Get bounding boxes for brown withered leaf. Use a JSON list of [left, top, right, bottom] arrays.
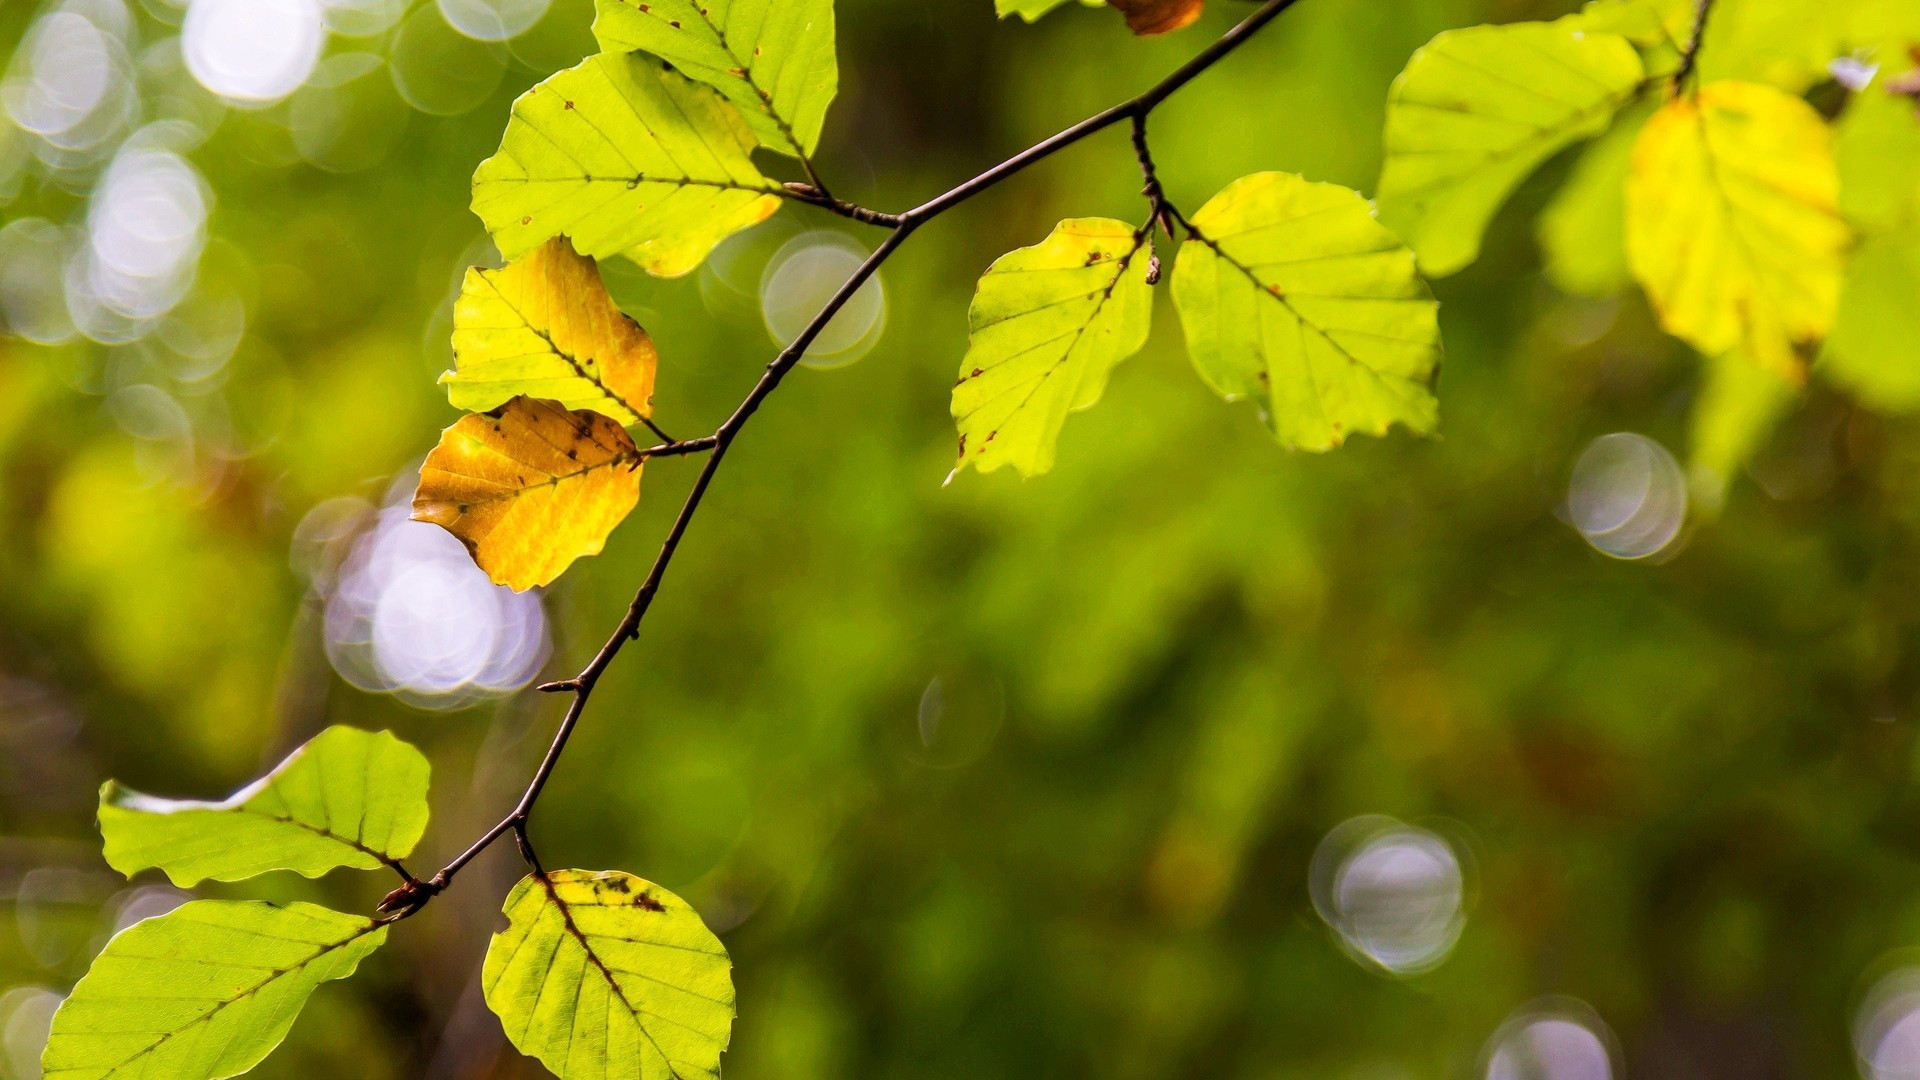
[[1109, 0, 1204, 35], [413, 396, 642, 591]]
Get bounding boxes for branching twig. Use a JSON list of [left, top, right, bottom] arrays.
[[399, 0, 1304, 917]]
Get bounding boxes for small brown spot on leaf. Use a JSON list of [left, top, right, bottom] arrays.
[[970, 367, 983, 378], [669, 19, 680, 27], [521, 216, 532, 225], [634, 891, 665, 912]]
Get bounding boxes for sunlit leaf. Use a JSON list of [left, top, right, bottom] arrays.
[[413, 396, 643, 591], [471, 53, 782, 279], [483, 870, 733, 1080], [99, 726, 429, 887], [592, 0, 837, 158], [1834, 88, 1920, 235], [1538, 100, 1652, 296], [951, 218, 1152, 478], [1625, 80, 1850, 378], [1689, 349, 1797, 512], [42, 901, 385, 1080], [443, 237, 659, 427], [1172, 172, 1442, 451], [1376, 20, 1645, 276], [1823, 226, 1920, 410], [995, 0, 1102, 22], [1109, 0, 1203, 35], [1568, 0, 1692, 74]]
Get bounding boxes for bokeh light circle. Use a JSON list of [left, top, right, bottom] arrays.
[[760, 230, 887, 369], [1566, 432, 1687, 560], [1481, 1000, 1618, 1080], [1310, 815, 1467, 975], [389, 5, 507, 116], [438, 0, 552, 42], [316, 488, 549, 710], [182, 0, 325, 104], [1855, 966, 1920, 1080], [320, 0, 407, 37]]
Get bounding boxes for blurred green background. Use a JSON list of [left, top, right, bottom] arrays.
[[4, 0, 1920, 1077]]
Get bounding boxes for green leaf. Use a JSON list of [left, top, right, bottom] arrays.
[[1822, 226, 1920, 411], [443, 237, 660, 427], [42, 901, 385, 1080], [951, 218, 1153, 478], [1835, 88, 1920, 235], [483, 870, 733, 1080], [471, 52, 783, 280], [98, 726, 429, 887], [1172, 171, 1442, 451], [1537, 99, 1653, 296], [1689, 349, 1797, 513], [592, 0, 837, 159], [1375, 20, 1645, 276], [1567, 0, 1690, 63], [996, 0, 1102, 21]]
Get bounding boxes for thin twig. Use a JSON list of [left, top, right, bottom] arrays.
[[1670, 0, 1716, 97], [403, 0, 1303, 914]]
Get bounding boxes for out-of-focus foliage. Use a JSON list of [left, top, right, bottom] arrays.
[[5, 0, 1920, 1078], [484, 870, 733, 1080], [1625, 80, 1848, 379], [1376, 19, 1644, 276]]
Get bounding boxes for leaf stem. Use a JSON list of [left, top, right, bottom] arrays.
[[404, 0, 1305, 915]]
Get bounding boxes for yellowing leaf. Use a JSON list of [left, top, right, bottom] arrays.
[[1172, 172, 1442, 451], [483, 871, 733, 1080], [413, 396, 643, 591], [1109, 0, 1204, 35], [443, 238, 659, 427], [99, 725, 430, 887], [42, 901, 385, 1080], [1625, 80, 1849, 377], [472, 53, 782, 279], [592, 0, 838, 159], [1376, 21, 1645, 276], [952, 218, 1152, 478]]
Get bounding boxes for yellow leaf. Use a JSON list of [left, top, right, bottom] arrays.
[[413, 396, 643, 591], [1625, 80, 1850, 378], [442, 238, 659, 427]]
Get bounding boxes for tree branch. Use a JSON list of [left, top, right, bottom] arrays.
[[405, 0, 1304, 912]]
